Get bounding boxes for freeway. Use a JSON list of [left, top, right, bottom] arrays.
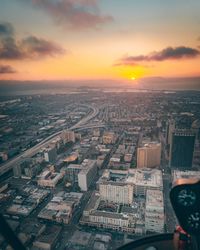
[[0, 105, 99, 177], [74, 123, 105, 131]]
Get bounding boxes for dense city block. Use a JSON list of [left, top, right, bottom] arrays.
[[0, 89, 200, 249]]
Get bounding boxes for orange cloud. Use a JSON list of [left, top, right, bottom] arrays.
[[0, 65, 16, 74]]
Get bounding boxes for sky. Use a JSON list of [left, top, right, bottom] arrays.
[[0, 0, 200, 82]]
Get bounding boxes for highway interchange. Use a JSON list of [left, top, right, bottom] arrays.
[[0, 104, 100, 177]]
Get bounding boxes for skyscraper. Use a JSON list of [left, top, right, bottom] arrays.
[[169, 130, 195, 168], [61, 130, 75, 144], [44, 146, 57, 163], [137, 142, 161, 169], [78, 159, 97, 191]]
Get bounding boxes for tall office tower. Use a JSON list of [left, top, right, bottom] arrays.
[[61, 130, 75, 144], [137, 142, 161, 168], [166, 119, 175, 145], [44, 146, 57, 163], [78, 159, 97, 191], [169, 130, 196, 168]]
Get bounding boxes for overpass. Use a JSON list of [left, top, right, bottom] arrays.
[[74, 123, 105, 131], [0, 105, 99, 177]]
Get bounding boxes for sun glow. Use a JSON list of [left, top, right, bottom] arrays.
[[131, 76, 136, 80]]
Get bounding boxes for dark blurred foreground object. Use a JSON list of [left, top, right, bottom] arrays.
[[0, 213, 26, 250]]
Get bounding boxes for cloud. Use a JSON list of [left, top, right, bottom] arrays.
[[116, 46, 200, 66], [0, 22, 65, 60], [19, 0, 113, 30], [21, 36, 65, 58], [0, 65, 16, 74], [0, 37, 24, 60]]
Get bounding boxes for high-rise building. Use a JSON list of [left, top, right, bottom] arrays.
[[78, 159, 97, 191], [169, 129, 195, 168], [61, 130, 75, 144], [98, 170, 134, 204], [137, 142, 161, 168], [98, 169, 163, 203], [99, 180, 134, 205], [44, 146, 57, 163], [145, 190, 164, 233], [61, 164, 82, 183]]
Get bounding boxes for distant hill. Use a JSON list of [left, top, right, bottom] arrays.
[[0, 76, 199, 96]]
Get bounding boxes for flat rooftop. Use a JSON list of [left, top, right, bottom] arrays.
[[141, 141, 161, 148], [70, 230, 92, 246], [91, 210, 129, 220], [146, 189, 164, 209], [99, 169, 163, 189], [172, 170, 200, 183]]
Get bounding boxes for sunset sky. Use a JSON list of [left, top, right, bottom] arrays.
[[0, 0, 200, 81]]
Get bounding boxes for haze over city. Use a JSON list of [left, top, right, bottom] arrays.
[[0, 1, 200, 250]]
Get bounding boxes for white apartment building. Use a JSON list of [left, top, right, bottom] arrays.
[[98, 169, 163, 202], [145, 189, 164, 233], [133, 168, 163, 196], [99, 183, 134, 205], [81, 192, 135, 233]]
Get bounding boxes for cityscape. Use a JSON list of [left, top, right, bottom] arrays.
[[0, 0, 200, 249], [0, 89, 200, 249]]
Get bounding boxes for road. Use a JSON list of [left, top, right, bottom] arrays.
[[159, 131, 178, 233], [163, 173, 178, 232], [0, 105, 99, 177]]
